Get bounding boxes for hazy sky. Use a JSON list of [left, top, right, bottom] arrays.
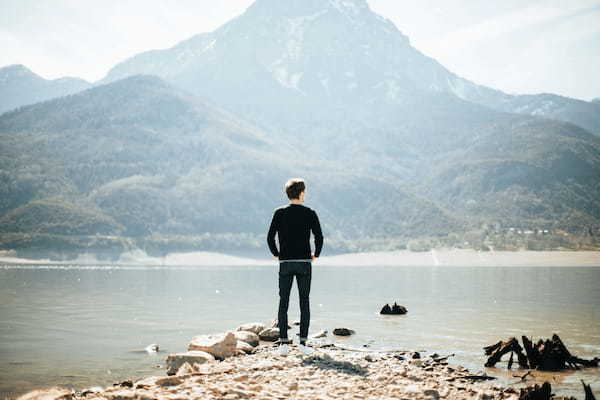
[[1, 0, 599, 100]]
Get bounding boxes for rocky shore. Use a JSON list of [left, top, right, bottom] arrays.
[[18, 339, 521, 400]]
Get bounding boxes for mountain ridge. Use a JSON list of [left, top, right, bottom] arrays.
[[98, 1, 600, 134], [1, 1, 599, 257], [0, 64, 92, 116]]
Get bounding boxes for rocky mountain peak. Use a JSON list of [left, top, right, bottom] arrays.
[[245, 0, 370, 18]]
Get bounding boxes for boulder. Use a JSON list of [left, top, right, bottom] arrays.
[[236, 322, 267, 335], [391, 302, 408, 314], [236, 340, 255, 354], [165, 350, 215, 376], [333, 328, 355, 336], [188, 331, 237, 359], [380, 302, 407, 315], [233, 330, 260, 347], [258, 327, 280, 341], [380, 304, 392, 314]]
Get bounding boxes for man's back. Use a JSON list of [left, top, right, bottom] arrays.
[[267, 204, 323, 261]]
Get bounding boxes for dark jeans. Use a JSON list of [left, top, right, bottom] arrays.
[[278, 261, 311, 342]]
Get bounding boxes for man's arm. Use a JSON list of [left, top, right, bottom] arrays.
[[311, 210, 323, 257], [267, 210, 280, 258]]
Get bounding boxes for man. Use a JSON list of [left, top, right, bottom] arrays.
[[267, 178, 323, 356]]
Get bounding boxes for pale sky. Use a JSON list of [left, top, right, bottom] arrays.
[[1, 0, 599, 101]]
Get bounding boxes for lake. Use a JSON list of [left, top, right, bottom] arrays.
[[1, 264, 599, 399]]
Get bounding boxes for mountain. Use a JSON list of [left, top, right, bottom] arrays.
[[99, 0, 600, 136], [1, 0, 598, 258], [0, 64, 92, 115], [96, 0, 600, 230], [0, 74, 458, 257]]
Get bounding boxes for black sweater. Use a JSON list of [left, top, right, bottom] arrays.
[[267, 203, 323, 260]]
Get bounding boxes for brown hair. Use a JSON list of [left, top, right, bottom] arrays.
[[285, 178, 305, 200]]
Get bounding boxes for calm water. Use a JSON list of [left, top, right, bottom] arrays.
[[1, 264, 599, 399]]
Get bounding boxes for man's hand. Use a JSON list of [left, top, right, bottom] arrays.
[[274, 255, 279, 260], [311, 254, 318, 262]]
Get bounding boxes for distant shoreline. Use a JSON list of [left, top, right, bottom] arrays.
[[0, 249, 598, 267]]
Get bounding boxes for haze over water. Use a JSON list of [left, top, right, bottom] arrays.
[[1, 263, 599, 399]]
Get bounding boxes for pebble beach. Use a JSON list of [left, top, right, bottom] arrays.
[[17, 342, 524, 400]]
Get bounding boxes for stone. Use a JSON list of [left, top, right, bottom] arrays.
[[234, 331, 260, 347], [188, 331, 237, 359], [236, 322, 267, 335], [380, 303, 407, 315], [380, 304, 392, 314], [16, 387, 73, 400], [333, 328, 355, 336], [269, 319, 292, 329], [155, 376, 184, 387], [175, 362, 197, 376], [237, 340, 255, 354], [311, 329, 328, 338], [166, 350, 215, 375], [258, 327, 280, 341], [424, 389, 440, 399]]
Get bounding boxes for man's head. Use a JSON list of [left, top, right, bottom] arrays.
[[285, 178, 306, 202]]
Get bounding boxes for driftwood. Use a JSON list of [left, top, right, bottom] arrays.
[[518, 382, 553, 400], [512, 370, 532, 382], [463, 374, 496, 381], [582, 380, 597, 400], [484, 337, 529, 368], [517, 381, 595, 400], [484, 334, 599, 371]]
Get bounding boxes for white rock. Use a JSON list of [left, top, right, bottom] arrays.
[[236, 322, 267, 335], [258, 327, 280, 341], [188, 331, 237, 359], [233, 331, 260, 347], [165, 350, 215, 375], [236, 340, 255, 354]]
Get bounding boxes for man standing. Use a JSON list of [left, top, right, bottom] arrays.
[[267, 178, 323, 356]]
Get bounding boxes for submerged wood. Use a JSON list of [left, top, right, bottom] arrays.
[[484, 337, 529, 368], [582, 380, 597, 400], [518, 382, 553, 400], [485, 334, 599, 371]]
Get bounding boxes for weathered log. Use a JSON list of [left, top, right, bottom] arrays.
[[522, 336, 539, 369], [463, 374, 496, 381], [485, 337, 529, 368], [571, 355, 600, 368], [582, 380, 597, 400], [484, 340, 503, 355], [485, 338, 516, 367], [492, 334, 596, 372], [513, 371, 532, 382], [518, 382, 552, 400], [536, 339, 558, 370]]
